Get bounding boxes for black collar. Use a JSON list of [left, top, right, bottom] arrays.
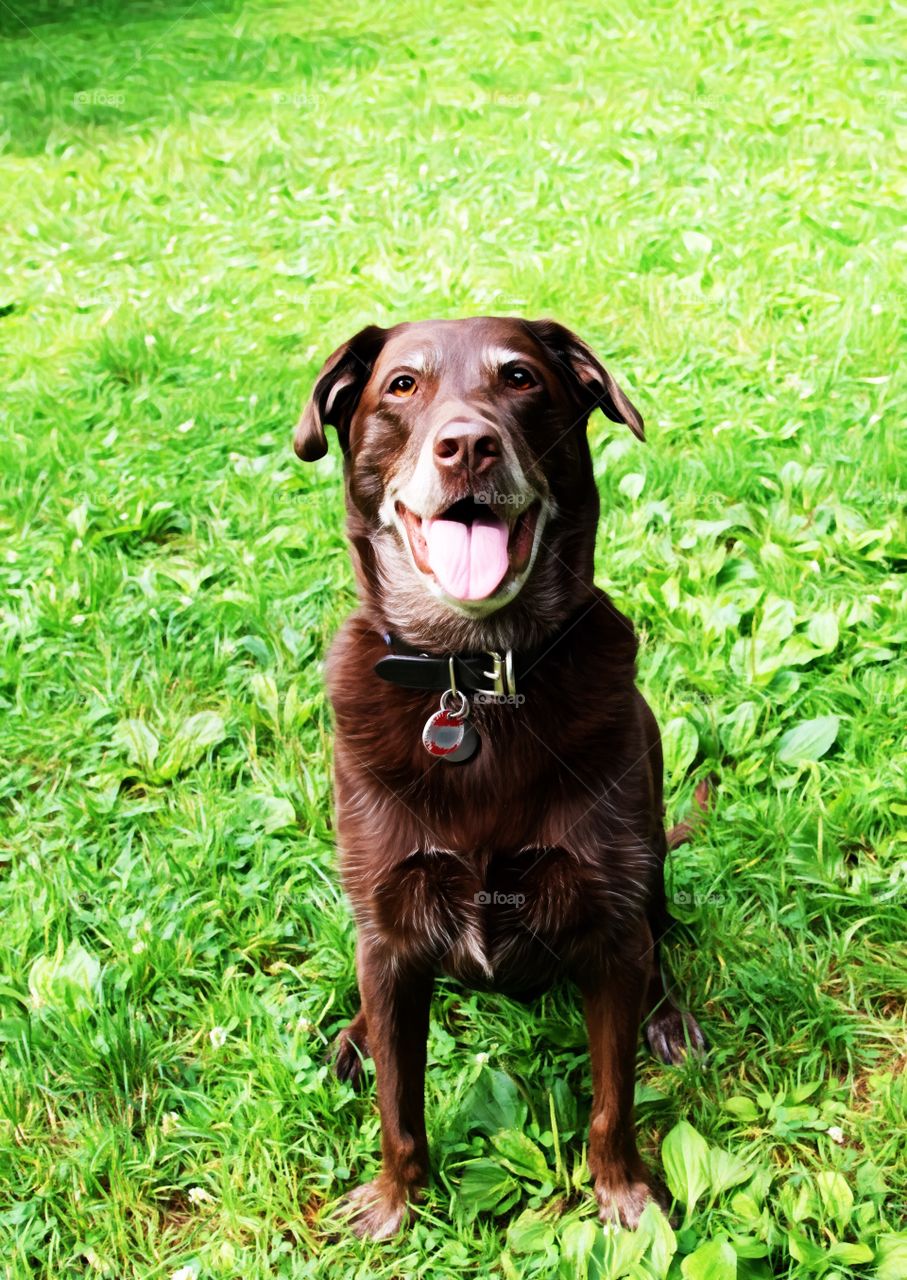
[[375, 637, 521, 698], [373, 606, 588, 699]]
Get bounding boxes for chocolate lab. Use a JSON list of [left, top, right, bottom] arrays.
[[294, 317, 704, 1237]]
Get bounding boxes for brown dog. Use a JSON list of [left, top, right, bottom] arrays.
[[294, 317, 704, 1237]]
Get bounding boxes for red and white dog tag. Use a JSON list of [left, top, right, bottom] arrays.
[[422, 689, 479, 762]]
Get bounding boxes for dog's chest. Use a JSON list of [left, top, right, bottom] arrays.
[[370, 845, 611, 991]]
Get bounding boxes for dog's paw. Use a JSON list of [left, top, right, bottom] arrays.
[[645, 1007, 705, 1065], [336, 1178, 413, 1239], [595, 1176, 667, 1229], [333, 1018, 370, 1086]]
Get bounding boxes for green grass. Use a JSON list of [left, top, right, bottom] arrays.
[[0, 0, 905, 1276]]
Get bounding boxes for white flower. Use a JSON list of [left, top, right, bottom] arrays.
[[171, 1266, 198, 1280], [161, 1111, 179, 1135], [827, 1125, 845, 1144], [188, 1186, 213, 1206], [209, 1026, 228, 1049]]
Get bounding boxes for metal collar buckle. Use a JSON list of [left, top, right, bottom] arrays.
[[481, 650, 517, 698]]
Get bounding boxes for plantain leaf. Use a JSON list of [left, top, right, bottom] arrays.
[[506, 1209, 554, 1255], [456, 1158, 518, 1214], [681, 1237, 737, 1280], [815, 1170, 853, 1229], [776, 715, 839, 764], [114, 718, 159, 775], [662, 1121, 711, 1219], [663, 717, 699, 780], [464, 1068, 527, 1135], [29, 940, 101, 1013], [875, 1232, 907, 1280], [491, 1129, 551, 1185], [156, 711, 227, 779]]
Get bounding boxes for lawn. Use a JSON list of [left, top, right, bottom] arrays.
[[0, 0, 905, 1277]]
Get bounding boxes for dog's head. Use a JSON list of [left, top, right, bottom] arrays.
[[294, 317, 643, 648]]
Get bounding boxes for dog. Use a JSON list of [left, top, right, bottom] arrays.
[[293, 317, 704, 1238]]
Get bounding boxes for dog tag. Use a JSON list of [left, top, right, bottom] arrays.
[[444, 719, 480, 762], [422, 689, 480, 763], [422, 707, 465, 756]]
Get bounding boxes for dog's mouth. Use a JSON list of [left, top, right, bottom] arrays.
[[397, 497, 541, 603]]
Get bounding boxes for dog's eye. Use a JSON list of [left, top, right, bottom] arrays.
[[503, 365, 536, 390], [388, 375, 417, 398]]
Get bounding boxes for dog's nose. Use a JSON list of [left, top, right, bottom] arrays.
[[433, 422, 502, 476]]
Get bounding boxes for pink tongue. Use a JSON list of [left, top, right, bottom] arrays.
[[424, 511, 510, 601]]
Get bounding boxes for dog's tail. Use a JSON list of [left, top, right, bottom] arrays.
[[666, 775, 716, 850]]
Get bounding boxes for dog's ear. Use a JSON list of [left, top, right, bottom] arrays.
[[524, 319, 645, 441], [294, 325, 388, 461]]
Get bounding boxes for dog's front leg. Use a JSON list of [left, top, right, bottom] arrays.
[[580, 925, 666, 1228], [340, 940, 433, 1239]]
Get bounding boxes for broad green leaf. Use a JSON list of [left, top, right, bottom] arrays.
[[698, 598, 742, 637], [727, 1235, 768, 1259], [663, 717, 699, 780], [0, 1018, 29, 1042], [707, 1147, 751, 1196], [758, 596, 797, 645], [789, 1080, 823, 1103], [776, 715, 839, 764], [815, 1170, 853, 1229], [720, 703, 759, 756], [456, 1158, 518, 1212], [491, 1129, 551, 1184], [767, 669, 801, 699], [253, 794, 296, 833], [681, 1237, 737, 1280], [550, 1078, 577, 1135], [281, 683, 312, 732], [115, 718, 159, 774], [730, 637, 786, 684], [781, 1178, 818, 1224], [875, 1232, 907, 1280], [662, 1121, 711, 1218], [682, 230, 712, 255], [635, 1082, 669, 1106], [806, 611, 839, 652], [722, 1097, 759, 1122], [29, 940, 101, 1013], [464, 1068, 527, 1135], [777, 636, 825, 667], [729, 1193, 762, 1224], [787, 1231, 825, 1266], [827, 1241, 872, 1264], [156, 711, 227, 779], [506, 1209, 554, 1255], [636, 1200, 677, 1277], [620, 472, 646, 500], [602, 1222, 649, 1277], [250, 671, 280, 728], [559, 1219, 600, 1280]]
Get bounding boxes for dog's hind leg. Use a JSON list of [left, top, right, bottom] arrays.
[[642, 858, 705, 1065], [333, 1005, 370, 1085], [643, 946, 705, 1064]]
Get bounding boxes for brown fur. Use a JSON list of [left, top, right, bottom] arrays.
[[294, 317, 704, 1237]]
